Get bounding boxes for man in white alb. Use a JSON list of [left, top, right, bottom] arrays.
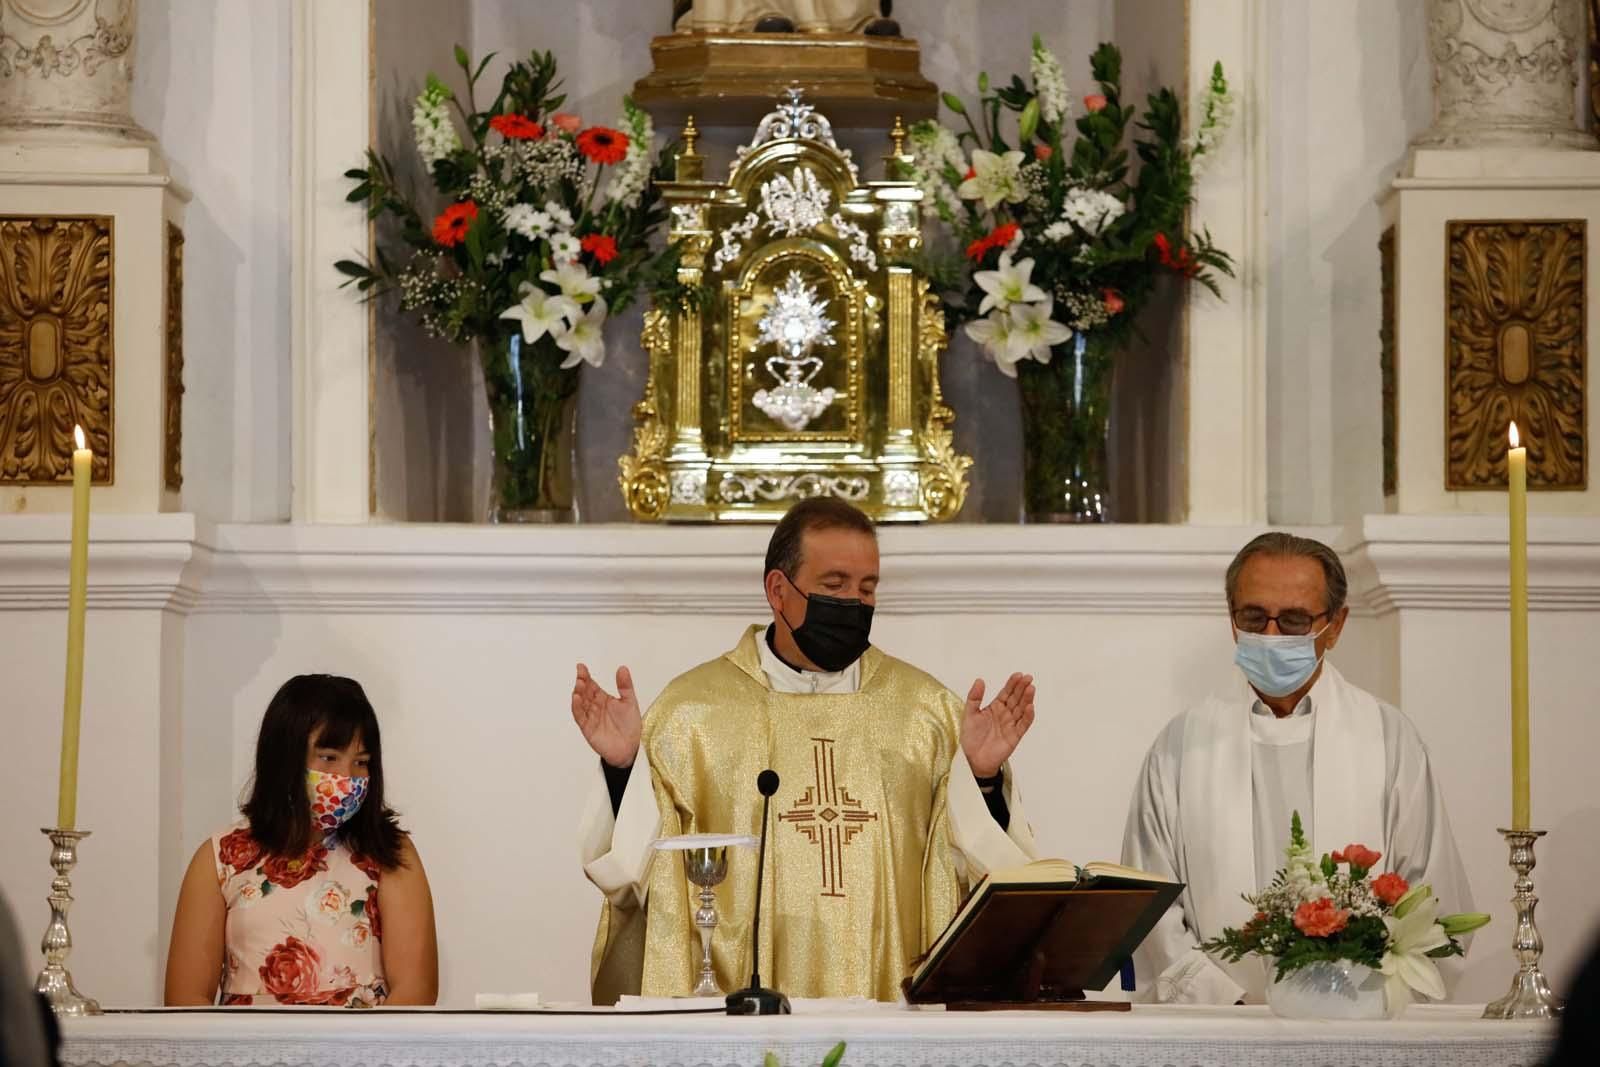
[[1121, 532, 1472, 1004]]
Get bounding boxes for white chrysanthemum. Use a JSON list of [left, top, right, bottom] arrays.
[[544, 201, 575, 231], [502, 204, 554, 241], [1043, 220, 1074, 243], [412, 77, 459, 168], [606, 98, 655, 210], [550, 232, 581, 264], [1030, 39, 1070, 127], [1059, 187, 1126, 237]]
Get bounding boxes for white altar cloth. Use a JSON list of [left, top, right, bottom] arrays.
[[62, 1004, 1554, 1067]]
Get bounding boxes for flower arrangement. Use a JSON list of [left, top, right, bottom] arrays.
[[902, 37, 1235, 519], [1201, 813, 1489, 1015], [336, 47, 679, 520]]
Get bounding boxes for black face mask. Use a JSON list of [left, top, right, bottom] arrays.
[[780, 573, 874, 673]]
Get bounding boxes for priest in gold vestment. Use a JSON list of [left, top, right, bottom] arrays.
[[574, 499, 1039, 1003]]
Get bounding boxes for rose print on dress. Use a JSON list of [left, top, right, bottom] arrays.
[[262, 846, 330, 890], [213, 825, 385, 1007], [259, 936, 325, 1002], [350, 852, 382, 883], [306, 880, 352, 925], [217, 828, 263, 873]]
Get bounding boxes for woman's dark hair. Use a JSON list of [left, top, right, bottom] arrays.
[[240, 674, 405, 869]]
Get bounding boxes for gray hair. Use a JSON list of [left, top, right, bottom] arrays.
[[1224, 532, 1348, 615]]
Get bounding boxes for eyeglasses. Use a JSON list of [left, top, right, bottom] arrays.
[[1230, 607, 1328, 636]]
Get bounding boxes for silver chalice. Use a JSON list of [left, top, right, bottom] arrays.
[[653, 834, 758, 997]]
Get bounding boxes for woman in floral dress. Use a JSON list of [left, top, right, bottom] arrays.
[[164, 675, 438, 1006]]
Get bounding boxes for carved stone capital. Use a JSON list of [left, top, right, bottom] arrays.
[[0, 0, 153, 145], [1416, 0, 1597, 149]]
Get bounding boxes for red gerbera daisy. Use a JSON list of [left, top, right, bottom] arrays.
[[432, 201, 478, 247], [581, 233, 619, 265], [576, 126, 630, 165], [490, 113, 544, 140]]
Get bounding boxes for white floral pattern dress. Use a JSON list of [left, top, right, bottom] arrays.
[[211, 824, 386, 1006]]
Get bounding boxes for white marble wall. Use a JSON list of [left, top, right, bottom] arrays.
[[130, 1, 293, 523], [1264, 1, 1434, 524], [2, 517, 1598, 1007]]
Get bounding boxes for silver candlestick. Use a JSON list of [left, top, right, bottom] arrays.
[[36, 828, 101, 1016], [683, 846, 731, 997], [1483, 828, 1563, 1019]]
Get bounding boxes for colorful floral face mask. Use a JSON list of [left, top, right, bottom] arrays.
[[306, 768, 369, 838]]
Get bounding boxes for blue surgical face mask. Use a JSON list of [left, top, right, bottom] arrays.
[[1233, 627, 1327, 698]]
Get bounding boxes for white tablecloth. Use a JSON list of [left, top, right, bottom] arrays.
[[62, 1004, 1555, 1067]]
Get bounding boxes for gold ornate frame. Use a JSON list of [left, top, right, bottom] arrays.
[[620, 95, 970, 522]]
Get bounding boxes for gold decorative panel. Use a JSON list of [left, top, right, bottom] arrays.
[[1445, 220, 1586, 490], [620, 92, 970, 522], [1379, 226, 1397, 499], [0, 216, 114, 485], [165, 223, 184, 491]]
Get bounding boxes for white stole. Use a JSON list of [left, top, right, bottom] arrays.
[[1178, 663, 1385, 986]]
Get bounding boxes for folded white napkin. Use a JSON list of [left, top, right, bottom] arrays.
[[474, 992, 542, 1010], [651, 834, 760, 850]]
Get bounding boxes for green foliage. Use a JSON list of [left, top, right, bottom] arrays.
[[761, 1043, 846, 1067]]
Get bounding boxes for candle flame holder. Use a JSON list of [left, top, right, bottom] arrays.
[[1483, 828, 1563, 1020], [35, 828, 101, 1016]]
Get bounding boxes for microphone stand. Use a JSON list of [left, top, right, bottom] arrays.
[[726, 770, 790, 1015]]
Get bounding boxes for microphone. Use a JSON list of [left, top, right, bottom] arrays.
[[725, 769, 790, 1015]]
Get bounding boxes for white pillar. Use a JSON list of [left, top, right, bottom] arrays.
[[1185, 0, 1270, 524], [0, 0, 153, 148], [1415, 0, 1595, 151], [289, 0, 373, 523]]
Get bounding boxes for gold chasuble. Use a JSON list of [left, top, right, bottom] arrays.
[[592, 626, 968, 1002]]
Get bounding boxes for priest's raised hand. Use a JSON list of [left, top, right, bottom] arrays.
[[571, 663, 641, 769], [961, 672, 1036, 779]]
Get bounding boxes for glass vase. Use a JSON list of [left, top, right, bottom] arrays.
[[476, 329, 579, 523], [1016, 332, 1112, 522], [1267, 960, 1392, 1020]]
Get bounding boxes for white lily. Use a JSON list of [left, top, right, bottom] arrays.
[[539, 261, 601, 305], [974, 252, 1048, 315], [1378, 887, 1450, 1016], [498, 282, 578, 344], [556, 294, 608, 369], [964, 310, 1022, 376], [1005, 299, 1072, 366], [957, 149, 1027, 210]]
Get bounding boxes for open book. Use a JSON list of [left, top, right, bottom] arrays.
[[903, 859, 1182, 1006]]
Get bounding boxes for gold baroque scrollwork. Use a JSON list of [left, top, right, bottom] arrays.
[[1445, 219, 1586, 490], [0, 215, 113, 484], [915, 282, 969, 520], [618, 306, 673, 519], [165, 222, 184, 492]]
